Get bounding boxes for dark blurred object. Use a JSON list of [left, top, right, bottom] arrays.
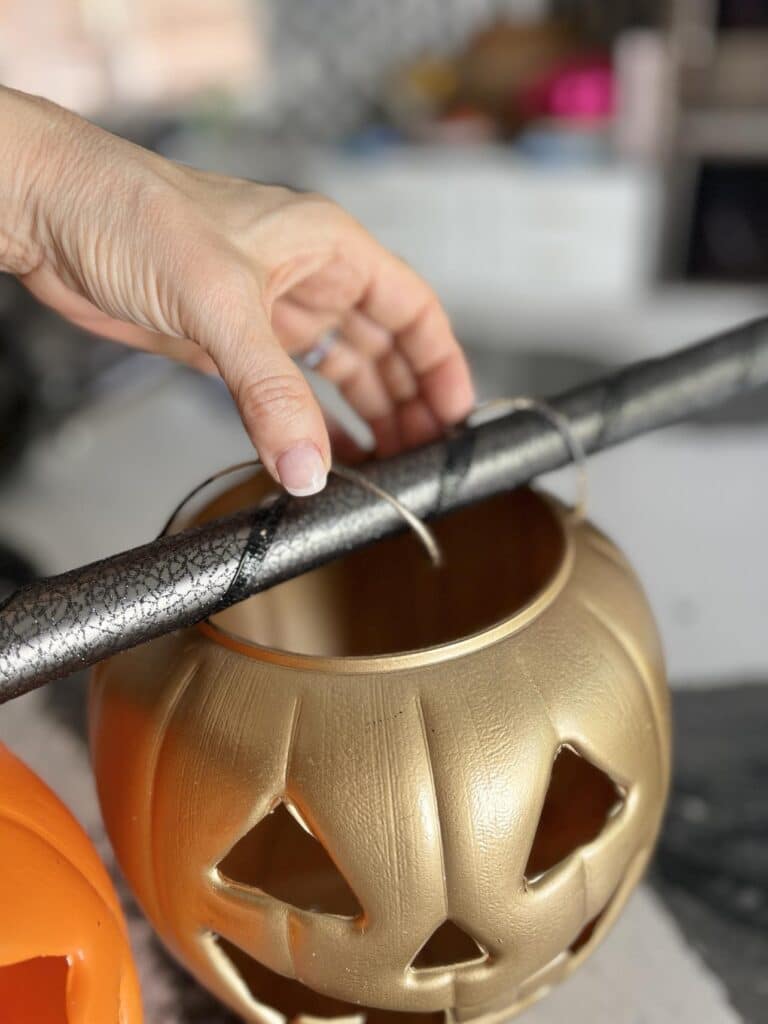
[[460, 20, 575, 134], [552, 0, 666, 45], [0, 325, 35, 477], [0, 277, 141, 441], [661, 1, 768, 280], [718, 0, 768, 29], [656, 684, 768, 1022], [687, 163, 768, 281], [385, 19, 618, 144]]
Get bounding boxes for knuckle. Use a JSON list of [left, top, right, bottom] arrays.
[[282, 188, 330, 211], [289, 191, 350, 231], [299, 190, 335, 212], [237, 372, 310, 430]]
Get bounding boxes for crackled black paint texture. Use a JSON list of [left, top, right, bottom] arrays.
[[1, 317, 767, 699]]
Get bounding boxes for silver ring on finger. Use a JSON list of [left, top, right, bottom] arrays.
[[300, 327, 341, 370]]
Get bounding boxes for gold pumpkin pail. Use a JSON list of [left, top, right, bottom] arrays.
[[89, 474, 671, 1024]]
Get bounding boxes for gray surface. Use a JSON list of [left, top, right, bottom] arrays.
[[655, 685, 768, 1022]]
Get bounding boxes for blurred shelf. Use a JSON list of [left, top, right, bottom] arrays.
[[679, 109, 768, 157], [679, 30, 768, 106], [662, 1, 768, 279], [164, 129, 664, 314], [307, 147, 661, 313]]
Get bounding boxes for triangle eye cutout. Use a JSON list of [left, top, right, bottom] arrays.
[[410, 920, 488, 972], [525, 746, 624, 883], [217, 800, 362, 918]]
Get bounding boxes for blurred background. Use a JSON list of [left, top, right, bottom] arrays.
[[0, 1, 767, 1021]]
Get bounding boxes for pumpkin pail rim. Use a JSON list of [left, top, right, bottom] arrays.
[[197, 491, 575, 675]]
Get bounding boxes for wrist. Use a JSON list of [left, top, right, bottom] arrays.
[[0, 87, 59, 275]]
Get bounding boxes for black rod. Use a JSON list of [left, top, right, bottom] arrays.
[[1, 316, 767, 701]]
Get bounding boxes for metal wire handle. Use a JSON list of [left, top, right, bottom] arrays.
[[162, 459, 444, 590], [468, 397, 588, 521], [331, 463, 443, 567], [162, 396, 583, 595]]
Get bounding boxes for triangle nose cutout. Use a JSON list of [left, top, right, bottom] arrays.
[[411, 919, 488, 971]]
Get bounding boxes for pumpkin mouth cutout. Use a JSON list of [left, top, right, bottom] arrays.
[[516, 890, 619, 1007], [0, 956, 69, 1023], [205, 488, 568, 661], [211, 934, 447, 1023], [569, 901, 609, 955]]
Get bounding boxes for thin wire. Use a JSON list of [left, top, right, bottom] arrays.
[[161, 459, 443, 581], [468, 397, 588, 521], [159, 460, 263, 539], [332, 463, 443, 567], [162, 396, 579, 599]]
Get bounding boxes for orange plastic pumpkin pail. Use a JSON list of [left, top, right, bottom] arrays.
[[0, 744, 142, 1023]]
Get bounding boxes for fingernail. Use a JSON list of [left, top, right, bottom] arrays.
[[276, 442, 328, 497]]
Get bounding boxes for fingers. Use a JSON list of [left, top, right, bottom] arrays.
[[271, 298, 385, 427], [272, 233, 474, 450], [273, 299, 391, 418], [341, 308, 392, 359], [357, 252, 475, 426], [209, 308, 331, 496], [273, 290, 467, 457]]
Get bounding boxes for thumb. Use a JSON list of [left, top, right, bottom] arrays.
[[213, 310, 331, 496]]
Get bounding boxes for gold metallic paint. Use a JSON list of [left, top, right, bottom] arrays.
[[90, 484, 670, 1024]]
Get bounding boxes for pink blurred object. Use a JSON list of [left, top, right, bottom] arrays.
[[519, 56, 615, 123]]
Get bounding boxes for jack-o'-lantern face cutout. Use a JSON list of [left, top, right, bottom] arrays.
[[0, 745, 142, 1024], [90, 486, 670, 1024]]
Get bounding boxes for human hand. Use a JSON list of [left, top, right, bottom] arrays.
[[1, 88, 474, 495]]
